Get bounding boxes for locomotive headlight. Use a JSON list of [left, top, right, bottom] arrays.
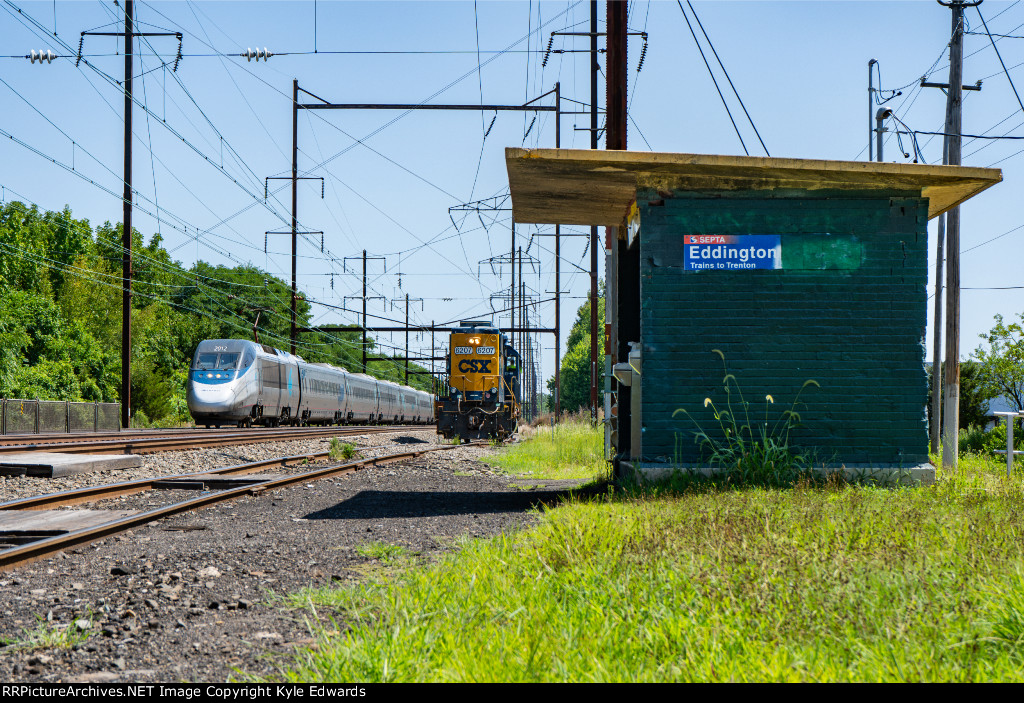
[[490, 387, 497, 394], [206, 373, 213, 378]]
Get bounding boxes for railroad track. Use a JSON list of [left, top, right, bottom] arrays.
[[0, 425, 436, 455], [0, 440, 475, 572]]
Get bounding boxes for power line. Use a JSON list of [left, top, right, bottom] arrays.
[[962, 221, 1024, 254], [685, 0, 769, 156], [976, 6, 1024, 118], [675, 0, 747, 155]]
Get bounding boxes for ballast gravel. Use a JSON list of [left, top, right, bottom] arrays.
[[0, 430, 443, 503], [0, 429, 588, 683]]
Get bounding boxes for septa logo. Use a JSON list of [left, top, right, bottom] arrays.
[[684, 235, 732, 245]]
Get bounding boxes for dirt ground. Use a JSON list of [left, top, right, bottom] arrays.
[[0, 431, 586, 682]]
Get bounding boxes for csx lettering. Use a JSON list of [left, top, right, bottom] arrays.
[[458, 360, 491, 373]]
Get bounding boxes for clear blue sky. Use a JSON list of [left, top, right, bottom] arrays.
[[2, 1, 1022, 385]]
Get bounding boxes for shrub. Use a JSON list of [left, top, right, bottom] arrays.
[[130, 409, 151, 428], [981, 421, 1024, 456], [329, 438, 357, 461], [959, 425, 988, 455]]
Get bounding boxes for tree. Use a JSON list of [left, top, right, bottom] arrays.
[[0, 199, 435, 422], [973, 313, 1024, 413], [927, 359, 989, 429], [547, 293, 604, 413]]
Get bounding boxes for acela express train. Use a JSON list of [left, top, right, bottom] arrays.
[[187, 339, 433, 428]]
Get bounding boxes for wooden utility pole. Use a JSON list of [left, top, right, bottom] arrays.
[[940, 0, 979, 470], [920, 0, 981, 457], [931, 141, 948, 455]]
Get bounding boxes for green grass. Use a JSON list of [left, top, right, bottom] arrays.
[[272, 451, 1024, 682], [355, 541, 410, 562], [483, 421, 607, 480], [1, 618, 93, 652]]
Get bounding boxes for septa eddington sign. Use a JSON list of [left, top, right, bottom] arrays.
[[683, 234, 782, 271]]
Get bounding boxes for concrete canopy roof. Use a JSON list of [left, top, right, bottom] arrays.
[[505, 147, 1002, 227]]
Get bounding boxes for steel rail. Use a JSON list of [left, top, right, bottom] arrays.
[[0, 425, 434, 455], [0, 425, 414, 445], [0, 442, 474, 572], [0, 425, 419, 448], [0, 449, 333, 511]]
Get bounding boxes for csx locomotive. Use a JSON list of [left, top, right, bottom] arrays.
[[187, 339, 434, 428], [436, 321, 520, 440]]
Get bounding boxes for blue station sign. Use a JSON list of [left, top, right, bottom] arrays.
[[683, 234, 782, 271]]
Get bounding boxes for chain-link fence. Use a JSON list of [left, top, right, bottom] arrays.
[[1, 399, 121, 434]]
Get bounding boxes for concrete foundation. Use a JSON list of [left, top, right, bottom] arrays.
[[620, 461, 935, 487], [0, 452, 142, 478]]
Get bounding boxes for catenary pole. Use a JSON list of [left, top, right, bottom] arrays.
[[290, 78, 299, 355], [606, 0, 627, 456], [555, 81, 562, 418], [589, 0, 599, 424], [362, 250, 367, 372], [404, 293, 409, 385], [121, 0, 134, 430], [511, 224, 516, 340], [79, 4, 181, 429], [868, 59, 876, 162]]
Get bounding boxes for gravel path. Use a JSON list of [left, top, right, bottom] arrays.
[[0, 430, 588, 682]]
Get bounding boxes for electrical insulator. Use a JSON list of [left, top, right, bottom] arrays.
[[29, 50, 57, 64], [243, 47, 273, 62], [541, 36, 554, 68]]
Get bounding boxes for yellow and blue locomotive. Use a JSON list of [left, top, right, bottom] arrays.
[[437, 321, 520, 440]]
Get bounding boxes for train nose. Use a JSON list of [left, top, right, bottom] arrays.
[[187, 382, 236, 413]]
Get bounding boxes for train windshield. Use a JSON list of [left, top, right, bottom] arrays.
[[194, 352, 240, 371]]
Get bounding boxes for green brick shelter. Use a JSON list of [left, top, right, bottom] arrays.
[[505, 148, 1001, 481]]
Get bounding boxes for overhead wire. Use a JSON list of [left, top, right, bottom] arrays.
[[685, 0, 769, 156], [976, 6, 1024, 119], [145, 0, 574, 293], [3, 0, 305, 257], [675, 0, 747, 155], [6, 1, 593, 374]]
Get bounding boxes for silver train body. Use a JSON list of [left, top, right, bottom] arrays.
[[186, 339, 435, 427]]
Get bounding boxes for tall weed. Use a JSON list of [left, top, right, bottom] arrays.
[[673, 350, 820, 487]]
